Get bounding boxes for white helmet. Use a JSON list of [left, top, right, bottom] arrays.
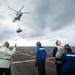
[[3, 41, 9, 48]]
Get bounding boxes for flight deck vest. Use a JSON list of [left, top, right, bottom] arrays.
[[55, 46, 64, 58], [37, 47, 46, 62], [62, 52, 75, 72]]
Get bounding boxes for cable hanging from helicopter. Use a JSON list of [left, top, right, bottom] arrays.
[[16, 22, 22, 33]]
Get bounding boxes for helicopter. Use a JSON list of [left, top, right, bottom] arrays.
[[8, 5, 30, 22]]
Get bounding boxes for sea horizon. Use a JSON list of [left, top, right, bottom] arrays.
[[9, 46, 75, 52]]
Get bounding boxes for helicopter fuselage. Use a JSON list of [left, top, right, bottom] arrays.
[[8, 5, 29, 22], [13, 13, 22, 22]]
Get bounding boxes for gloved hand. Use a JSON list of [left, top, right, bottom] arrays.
[[15, 44, 17, 47], [35, 62, 38, 67]]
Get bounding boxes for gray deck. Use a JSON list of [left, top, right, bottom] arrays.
[[11, 50, 57, 75]]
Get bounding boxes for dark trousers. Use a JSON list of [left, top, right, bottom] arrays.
[[0, 68, 11, 75], [38, 61, 46, 75], [55, 58, 62, 75], [61, 71, 75, 75], [55, 63, 62, 75]]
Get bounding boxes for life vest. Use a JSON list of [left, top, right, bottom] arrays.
[[55, 46, 64, 58], [37, 47, 46, 62], [62, 52, 75, 72], [0, 47, 11, 60]]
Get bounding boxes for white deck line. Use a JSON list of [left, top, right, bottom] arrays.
[[12, 51, 55, 64]]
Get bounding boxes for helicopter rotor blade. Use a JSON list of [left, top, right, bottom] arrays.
[[22, 12, 30, 14], [8, 13, 16, 15], [8, 7, 17, 12], [18, 5, 24, 12]]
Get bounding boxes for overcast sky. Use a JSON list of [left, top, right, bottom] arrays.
[[0, 0, 75, 46]]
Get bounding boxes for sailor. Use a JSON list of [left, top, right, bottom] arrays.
[[0, 41, 16, 75], [60, 44, 75, 75], [53, 40, 64, 75], [35, 41, 47, 75]]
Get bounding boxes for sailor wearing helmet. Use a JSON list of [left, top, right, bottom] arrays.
[[0, 41, 16, 75]]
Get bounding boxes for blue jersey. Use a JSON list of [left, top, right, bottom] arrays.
[[35, 46, 46, 62], [61, 51, 75, 72]]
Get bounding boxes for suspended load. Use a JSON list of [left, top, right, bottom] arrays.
[[16, 28, 22, 33]]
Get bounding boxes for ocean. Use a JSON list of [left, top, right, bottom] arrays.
[[12, 46, 75, 52]]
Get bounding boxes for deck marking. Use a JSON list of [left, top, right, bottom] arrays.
[[12, 59, 55, 64], [17, 51, 35, 58], [46, 60, 55, 63], [11, 58, 20, 75], [17, 51, 55, 60], [12, 59, 35, 64], [12, 51, 55, 64]]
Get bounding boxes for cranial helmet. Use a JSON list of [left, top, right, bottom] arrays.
[[36, 41, 41, 46], [64, 44, 72, 51], [3, 41, 9, 48]]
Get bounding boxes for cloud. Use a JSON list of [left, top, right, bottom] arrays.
[[0, 0, 75, 46]]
